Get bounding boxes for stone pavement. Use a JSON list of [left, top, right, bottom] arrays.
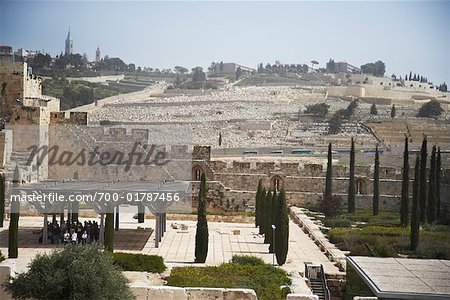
[[0, 213, 342, 294]]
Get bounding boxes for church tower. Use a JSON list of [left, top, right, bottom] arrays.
[[95, 46, 101, 62], [65, 28, 73, 56]]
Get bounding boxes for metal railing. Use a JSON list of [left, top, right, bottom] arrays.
[[320, 264, 331, 300]]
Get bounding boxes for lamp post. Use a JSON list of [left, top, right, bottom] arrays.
[[271, 224, 276, 266]]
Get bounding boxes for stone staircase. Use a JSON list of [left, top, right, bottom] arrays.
[[310, 278, 326, 300]]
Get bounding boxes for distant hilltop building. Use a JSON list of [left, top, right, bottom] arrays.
[[95, 46, 101, 62], [0, 46, 13, 62], [211, 62, 255, 74], [326, 59, 360, 74], [65, 28, 73, 56]]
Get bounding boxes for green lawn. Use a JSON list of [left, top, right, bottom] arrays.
[[167, 258, 291, 300], [319, 210, 450, 259], [307, 209, 450, 299]]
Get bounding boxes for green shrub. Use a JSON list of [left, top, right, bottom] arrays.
[[323, 218, 352, 228], [5, 244, 134, 300], [231, 255, 265, 266], [168, 263, 291, 300], [113, 252, 166, 273], [0, 250, 4, 262]]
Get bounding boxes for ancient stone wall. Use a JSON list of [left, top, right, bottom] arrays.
[[0, 62, 26, 119], [191, 157, 442, 212]]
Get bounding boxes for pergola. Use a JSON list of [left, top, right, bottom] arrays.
[[11, 179, 191, 248]]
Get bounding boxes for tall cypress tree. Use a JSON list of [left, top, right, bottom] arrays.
[[426, 145, 437, 224], [391, 105, 396, 118], [0, 174, 5, 228], [419, 136, 428, 223], [269, 190, 277, 253], [436, 147, 442, 219], [373, 145, 380, 216], [9, 167, 20, 258], [275, 190, 289, 266], [325, 143, 333, 205], [348, 138, 356, 213], [195, 173, 209, 263], [411, 156, 420, 251], [263, 189, 272, 244], [400, 135, 409, 227], [104, 211, 114, 252], [255, 179, 263, 228], [259, 186, 266, 235]]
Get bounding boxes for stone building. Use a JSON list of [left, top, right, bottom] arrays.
[[95, 46, 101, 62], [65, 28, 73, 56], [0, 61, 60, 122]]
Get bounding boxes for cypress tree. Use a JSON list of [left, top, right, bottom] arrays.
[[269, 190, 277, 253], [325, 143, 333, 205], [391, 105, 396, 118], [373, 145, 380, 216], [426, 145, 437, 223], [9, 167, 20, 258], [275, 190, 289, 266], [419, 136, 427, 223], [370, 103, 378, 115], [104, 211, 114, 252], [0, 174, 5, 227], [259, 186, 266, 235], [137, 204, 145, 223], [255, 179, 263, 228], [348, 138, 356, 213], [400, 135, 409, 227], [195, 173, 209, 263], [436, 147, 442, 219], [411, 156, 420, 251], [263, 189, 272, 244]]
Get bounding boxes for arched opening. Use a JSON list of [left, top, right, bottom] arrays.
[[271, 176, 284, 192], [356, 178, 367, 195], [192, 165, 204, 181]]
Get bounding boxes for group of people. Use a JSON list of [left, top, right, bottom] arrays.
[[40, 220, 101, 245]]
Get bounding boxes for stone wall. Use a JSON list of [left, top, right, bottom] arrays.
[[130, 285, 258, 300], [0, 61, 26, 119], [192, 155, 450, 212], [327, 86, 365, 98]]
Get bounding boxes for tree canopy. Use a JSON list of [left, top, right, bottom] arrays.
[[305, 103, 329, 118], [417, 100, 444, 118], [5, 244, 134, 300], [360, 60, 386, 77]]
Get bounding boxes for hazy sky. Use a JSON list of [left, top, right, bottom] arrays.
[[1, 1, 449, 84]]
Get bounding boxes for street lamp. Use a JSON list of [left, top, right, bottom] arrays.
[[271, 224, 276, 266]]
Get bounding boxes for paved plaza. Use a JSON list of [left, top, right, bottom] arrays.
[[0, 213, 342, 294]]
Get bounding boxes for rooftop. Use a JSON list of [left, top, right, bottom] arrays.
[[347, 256, 450, 300]]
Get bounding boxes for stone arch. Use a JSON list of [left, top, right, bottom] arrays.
[[192, 165, 204, 181], [356, 177, 368, 195], [271, 175, 284, 192]]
